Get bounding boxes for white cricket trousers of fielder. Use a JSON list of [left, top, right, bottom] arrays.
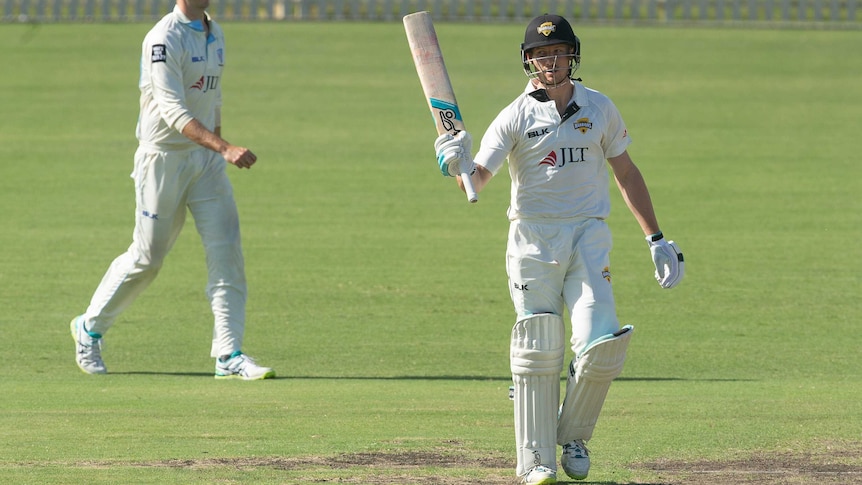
[[83, 146, 247, 358], [506, 218, 620, 356]]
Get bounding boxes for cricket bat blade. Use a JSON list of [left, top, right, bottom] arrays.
[[403, 11, 478, 203]]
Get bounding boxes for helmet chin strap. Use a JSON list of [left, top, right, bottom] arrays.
[[536, 74, 574, 90], [545, 75, 583, 87]]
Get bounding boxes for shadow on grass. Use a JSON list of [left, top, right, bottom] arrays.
[[113, 371, 220, 377], [557, 482, 670, 485], [281, 376, 754, 383], [111, 373, 755, 384]]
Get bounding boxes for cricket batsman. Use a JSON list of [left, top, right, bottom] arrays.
[[433, 14, 685, 484]]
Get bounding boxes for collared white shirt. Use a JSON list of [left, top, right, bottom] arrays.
[[475, 81, 631, 221], [136, 5, 224, 150]]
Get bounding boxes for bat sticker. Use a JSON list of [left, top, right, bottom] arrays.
[[430, 98, 462, 133]]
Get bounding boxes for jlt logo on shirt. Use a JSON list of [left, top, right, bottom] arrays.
[[190, 75, 220, 92], [538, 147, 588, 168]]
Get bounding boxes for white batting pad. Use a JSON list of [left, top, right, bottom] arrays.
[[510, 313, 566, 476], [557, 325, 633, 444]]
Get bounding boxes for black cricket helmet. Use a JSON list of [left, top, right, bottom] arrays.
[[521, 14, 581, 82]]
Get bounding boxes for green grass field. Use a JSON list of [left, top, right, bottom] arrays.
[[0, 20, 860, 484]]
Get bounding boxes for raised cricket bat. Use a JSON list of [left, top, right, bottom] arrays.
[[403, 11, 478, 203]]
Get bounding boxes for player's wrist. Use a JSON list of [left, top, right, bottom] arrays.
[[645, 231, 663, 243]]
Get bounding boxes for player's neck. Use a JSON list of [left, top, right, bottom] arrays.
[[177, 1, 207, 22], [534, 79, 574, 114]]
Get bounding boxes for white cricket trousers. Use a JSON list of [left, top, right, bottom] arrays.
[[506, 217, 620, 356], [83, 146, 247, 358]]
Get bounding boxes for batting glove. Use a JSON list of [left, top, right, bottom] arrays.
[[646, 232, 685, 289], [434, 131, 476, 178]]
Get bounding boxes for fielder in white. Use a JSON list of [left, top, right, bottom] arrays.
[[70, 0, 274, 380], [434, 14, 684, 484]]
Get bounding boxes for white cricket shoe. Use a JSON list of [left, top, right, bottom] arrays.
[[215, 351, 275, 380], [520, 465, 556, 485], [70, 316, 107, 375], [561, 439, 590, 480]]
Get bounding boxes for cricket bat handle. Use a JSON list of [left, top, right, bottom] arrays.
[[461, 169, 478, 203]]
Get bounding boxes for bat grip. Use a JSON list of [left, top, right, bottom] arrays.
[[460, 171, 478, 203]]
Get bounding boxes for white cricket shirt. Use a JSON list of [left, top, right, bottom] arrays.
[[475, 82, 631, 221], [136, 5, 224, 151]]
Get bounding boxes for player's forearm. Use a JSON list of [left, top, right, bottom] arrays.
[[612, 163, 660, 235], [181, 118, 228, 155], [618, 178, 660, 235], [609, 152, 661, 235], [457, 165, 493, 193]]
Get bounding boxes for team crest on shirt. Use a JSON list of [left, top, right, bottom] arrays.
[[573, 117, 593, 134], [537, 22, 556, 37], [602, 266, 611, 283]]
